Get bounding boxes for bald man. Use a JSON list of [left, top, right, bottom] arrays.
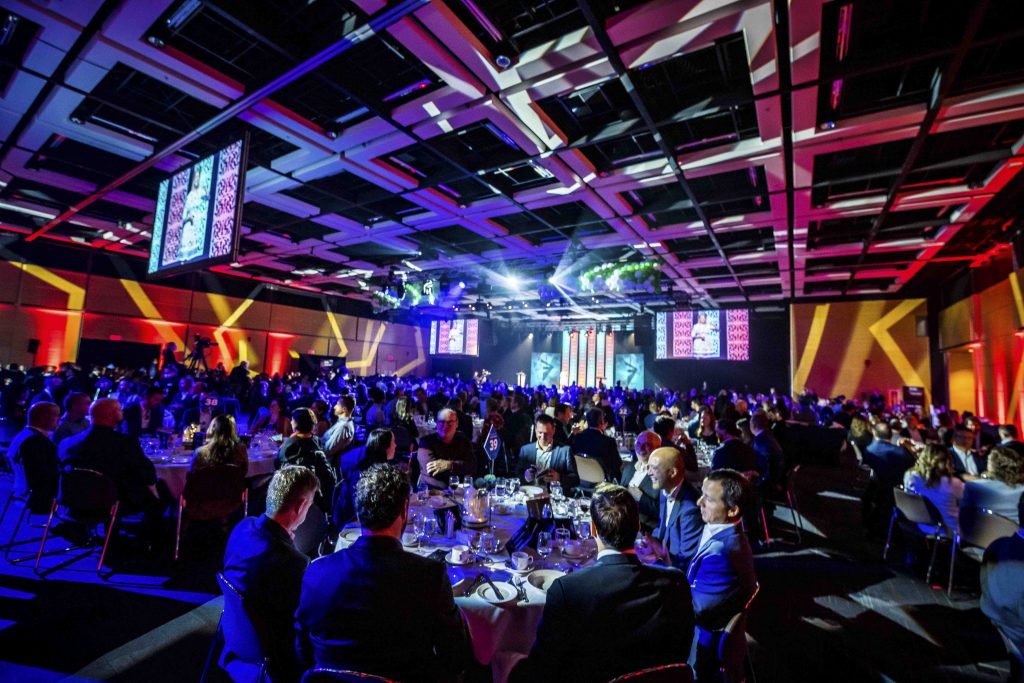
[[620, 431, 662, 531], [60, 399, 168, 539], [642, 447, 703, 569], [9, 401, 61, 508]]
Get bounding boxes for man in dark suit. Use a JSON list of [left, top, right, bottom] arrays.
[[711, 418, 758, 473], [863, 422, 916, 488], [643, 447, 703, 570], [620, 430, 661, 531], [571, 407, 622, 482], [222, 466, 318, 682], [9, 401, 61, 510], [518, 414, 580, 490], [688, 468, 758, 682], [980, 495, 1024, 680], [502, 393, 533, 456], [295, 463, 469, 682], [552, 402, 575, 446], [121, 386, 166, 438], [750, 411, 786, 488], [59, 398, 168, 535], [997, 424, 1024, 459], [447, 398, 474, 441], [513, 484, 695, 683]]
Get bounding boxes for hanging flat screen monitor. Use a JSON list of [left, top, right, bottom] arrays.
[[654, 309, 750, 360], [429, 319, 479, 356], [147, 137, 248, 277]]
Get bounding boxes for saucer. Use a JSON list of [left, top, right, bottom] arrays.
[[445, 550, 476, 566]]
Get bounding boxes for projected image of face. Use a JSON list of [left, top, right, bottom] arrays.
[[148, 139, 244, 276], [655, 309, 749, 361]]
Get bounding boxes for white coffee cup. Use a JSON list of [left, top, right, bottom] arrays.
[[511, 551, 533, 571], [451, 544, 471, 563]]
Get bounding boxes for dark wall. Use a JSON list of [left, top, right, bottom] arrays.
[[438, 309, 791, 394]]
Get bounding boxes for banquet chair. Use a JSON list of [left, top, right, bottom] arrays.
[[34, 468, 119, 574], [954, 507, 1019, 563], [758, 465, 804, 545], [884, 488, 954, 591], [216, 571, 271, 683], [175, 464, 248, 560], [301, 668, 397, 682], [1, 459, 55, 562], [575, 454, 607, 493], [718, 584, 760, 683], [606, 663, 694, 682]]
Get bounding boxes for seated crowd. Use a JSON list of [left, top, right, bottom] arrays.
[[3, 356, 1023, 681]]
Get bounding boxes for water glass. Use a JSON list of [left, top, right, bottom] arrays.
[[494, 479, 508, 500], [412, 513, 426, 547], [576, 518, 592, 541], [537, 532, 553, 567], [554, 527, 571, 553], [480, 531, 497, 553], [463, 475, 473, 488], [416, 483, 429, 503], [449, 476, 460, 491], [468, 530, 482, 554], [549, 482, 563, 501]]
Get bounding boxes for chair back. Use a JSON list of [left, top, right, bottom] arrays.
[[575, 455, 606, 486], [893, 488, 945, 529], [58, 468, 118, 512], [293, 508, 330, 557], [301, 668, 397, 682], [216, 572, 269, 665], [606, 663, 694, 682], [960, 508, 1020, 550], [183, 464, 246, 520], [718, 611, 750, 683]]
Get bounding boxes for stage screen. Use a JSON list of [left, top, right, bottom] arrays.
[[655, 309, 750, 360], [429, 319, 479, 356], [147, 138, 246, 277], [531, 352, 562, 386], [614, 354, 644, 390]]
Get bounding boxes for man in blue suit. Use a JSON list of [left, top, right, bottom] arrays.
[[643, 447, 703, 570], [295, 463, 469, 682], [980, 495, 1024, 680], [688, 468, 758, 681], [518, 414, 580, 491], [222, 466, 318, 682], [863, 422, 916, 489], [513, 484, 695, 683]]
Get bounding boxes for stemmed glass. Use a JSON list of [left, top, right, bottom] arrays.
[[537, 532, 552, 568], [449, 475, 460, 492], [422, 517, 438, 547], [550, 481, 563, 501], [494, 478, 508, 501], [507, 478, 520, 501], [412, 513, 426, 549], [554, 528, 571, 556], [575, 517, 591, 541]]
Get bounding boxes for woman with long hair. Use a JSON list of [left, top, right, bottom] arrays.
[[903, 444, 963, 530], [192, 414, 248, 475], [334, 429, 396, 527]]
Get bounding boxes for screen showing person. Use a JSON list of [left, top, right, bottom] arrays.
[[148, 138, 246, 277], [429, 319, 480, 356], [654, 309, 750, 361]]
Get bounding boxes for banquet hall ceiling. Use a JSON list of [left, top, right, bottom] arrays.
[[0, 0, 1023, 321]]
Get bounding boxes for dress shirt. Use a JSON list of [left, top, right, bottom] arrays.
[[597, 548, 626, 561], [628, 460, 648, 488], [664, 482, 683, 522], [697, 522, 736, 554], [536, 441, 555, 471], [952, 446, 980, 476]]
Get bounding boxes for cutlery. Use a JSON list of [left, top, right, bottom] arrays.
[[481, 573, 506, 600]]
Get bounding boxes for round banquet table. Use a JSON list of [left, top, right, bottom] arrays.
[[335, 492, 599, 683], [150, 448, 278, 499]]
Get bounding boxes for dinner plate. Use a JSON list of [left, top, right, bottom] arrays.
[[475, 581, 519, 607], [445, 550, 476, 566], [520, 486, 544, 497], [527, 569, 564, 592]]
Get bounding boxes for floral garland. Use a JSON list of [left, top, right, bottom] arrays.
[[579, 261, 661, 293]]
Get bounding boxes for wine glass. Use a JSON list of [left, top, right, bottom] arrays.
[[463, 475, 473, 488], [480, 531, 497, 554], [449, 475, 460, 492], [417, 483, 429, 503], [507, 478, 520, 501], [537, 532, 552, 568], [412, 513, 426, 549], [468, 530, 482, 558], [549, 481, 563, 501], [576, 518, 591, 541], [494, 479, 508, 501], [422, 517, 438, 545]]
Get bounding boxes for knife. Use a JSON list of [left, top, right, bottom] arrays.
[[481, 573, 505, 600]]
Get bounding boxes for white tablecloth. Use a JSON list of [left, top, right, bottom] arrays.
[[336, 494, 596, 683], [152, 450, 277, 498]]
